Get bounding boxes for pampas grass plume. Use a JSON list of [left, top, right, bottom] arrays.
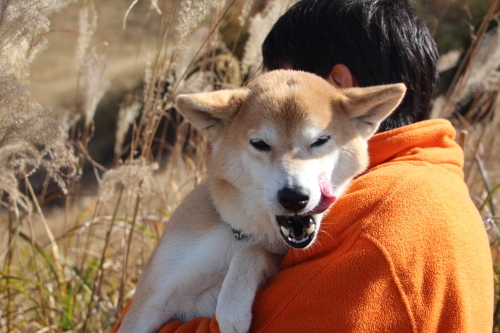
[[80, 51, 110, 125], [75, 6, 97, 71], [115, 100, 141, 158]]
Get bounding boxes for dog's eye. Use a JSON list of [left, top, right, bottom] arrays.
[[311, 135, 331, 148], [250, 139, 271, 152]]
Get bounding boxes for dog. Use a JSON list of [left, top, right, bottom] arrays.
[[117, 70, 406, 333]]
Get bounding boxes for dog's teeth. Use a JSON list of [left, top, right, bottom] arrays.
[[280, 226, 291, 237], [306, 224, 315, 235]]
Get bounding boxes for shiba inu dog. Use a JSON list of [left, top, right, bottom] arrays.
[[117, 70, 406, 333]]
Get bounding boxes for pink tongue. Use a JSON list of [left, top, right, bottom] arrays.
[[311, 173, 336, 214]]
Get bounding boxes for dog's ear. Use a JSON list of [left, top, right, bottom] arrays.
[[175, 88, 249, 141], [341, 83, 406, 139]]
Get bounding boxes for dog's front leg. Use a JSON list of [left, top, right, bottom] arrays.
[[216, 245, 282, 333]]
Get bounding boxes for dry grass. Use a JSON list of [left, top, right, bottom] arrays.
[[0, 0, 499, 332]]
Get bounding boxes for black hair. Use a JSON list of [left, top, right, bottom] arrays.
[[262, 0, 439, 132]]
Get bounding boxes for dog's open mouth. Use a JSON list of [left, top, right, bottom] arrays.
[[276, 214, 316, 248], [277, 173, 337, 249]]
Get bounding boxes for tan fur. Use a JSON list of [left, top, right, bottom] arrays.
[[118, 70, 406, 333]]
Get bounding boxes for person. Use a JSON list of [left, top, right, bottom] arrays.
[[113, 0, 494, 332]]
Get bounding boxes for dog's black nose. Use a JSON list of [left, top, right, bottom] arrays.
[[278, 187, 309, 212]]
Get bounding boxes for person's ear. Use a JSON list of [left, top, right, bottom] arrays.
[[326, 64, 358, 88]]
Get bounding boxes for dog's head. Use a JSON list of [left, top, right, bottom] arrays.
[[176, 70, 405, 249]]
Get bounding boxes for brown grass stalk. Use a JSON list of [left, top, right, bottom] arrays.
[[27, 214, 51, 329], [475, 154, 496, 216], [83, 184, 124, 332], [117, 180, 143, 314], [135, 0, 238, 165], [134, 1, 176, 160], [465, 105, 496, 183], [4, 199, 17, 333], [431, 0, 453, 37], [27, 181, 64, 291], [458, 129, 467, 149], [443, 0, 500, 117], [169, 0, 238, 95]]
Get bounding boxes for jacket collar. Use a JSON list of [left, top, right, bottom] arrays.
[[367, 119, 463, 172]]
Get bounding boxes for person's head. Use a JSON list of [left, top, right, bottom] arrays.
[[262, 0, 439, 132]]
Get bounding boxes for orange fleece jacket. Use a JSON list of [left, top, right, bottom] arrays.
[[112, 119, 494, 333]]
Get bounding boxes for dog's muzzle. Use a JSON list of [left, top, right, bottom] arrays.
[[276, 173, 337, 249]]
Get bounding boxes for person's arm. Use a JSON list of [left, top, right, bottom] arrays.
[[249, 236, 414, 332], [112, 236, 413, 333], [112, 303, 220, 333]]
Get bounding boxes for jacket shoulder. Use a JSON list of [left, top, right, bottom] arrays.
[[348, 162, 493, 333]]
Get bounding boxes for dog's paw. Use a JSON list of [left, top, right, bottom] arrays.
[[216, 306, 252, 333]]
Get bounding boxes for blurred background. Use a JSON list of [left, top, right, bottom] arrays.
[[27, 0, 498, 172]]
